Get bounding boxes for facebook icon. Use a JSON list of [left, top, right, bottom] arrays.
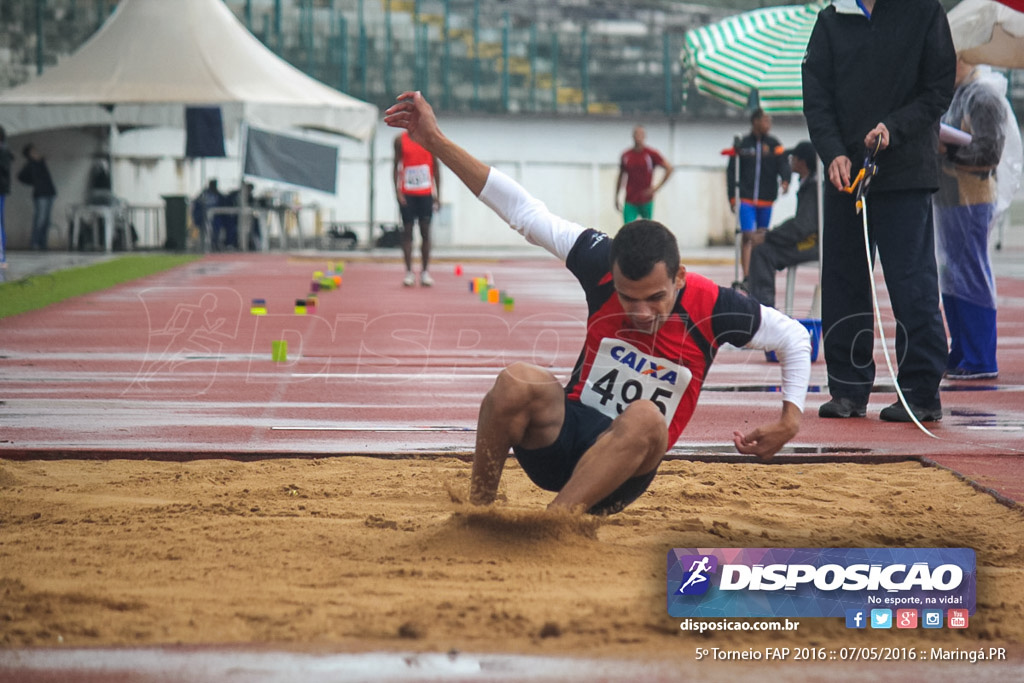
[[845, 609, 867, 629]]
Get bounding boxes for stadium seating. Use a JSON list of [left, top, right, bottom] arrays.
[[5, 1, 1019, 118]]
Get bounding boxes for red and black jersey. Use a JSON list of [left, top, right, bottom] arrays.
[[564, 229, 761, 447]]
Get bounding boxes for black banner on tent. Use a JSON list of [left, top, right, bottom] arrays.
[[243, 127, 338, 194], [185, 106, 226, 158]]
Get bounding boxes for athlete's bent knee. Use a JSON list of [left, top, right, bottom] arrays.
[[489, 363, 555, 410], [494, 362, 551, 391], [618, 400, 669, 451]]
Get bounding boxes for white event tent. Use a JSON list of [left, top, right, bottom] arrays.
[[0, 0, 376, 140], [0, 0, 378, 250]]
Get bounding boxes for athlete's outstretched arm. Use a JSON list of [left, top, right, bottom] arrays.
[[384, 91, 489, 197], [733, 305, 810, 461], [385, 91, 586, 261]]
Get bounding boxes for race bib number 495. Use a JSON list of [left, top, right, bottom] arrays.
[[579, 338, 691, 425]]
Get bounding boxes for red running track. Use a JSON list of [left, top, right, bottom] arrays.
[[1, 251, 1022, 504]]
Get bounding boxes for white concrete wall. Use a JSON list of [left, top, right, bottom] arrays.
[[3, 114, 812, 251], [377, 114, 811, 250]]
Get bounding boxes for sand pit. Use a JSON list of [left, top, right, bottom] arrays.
[[1, 456, 1023, 664]]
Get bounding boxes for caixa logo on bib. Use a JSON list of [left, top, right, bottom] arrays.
[[609, 345, 680, 385], [667, 548, 976, 619]]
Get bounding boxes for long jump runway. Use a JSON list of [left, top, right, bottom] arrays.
[[2, 252, 1024, 681]]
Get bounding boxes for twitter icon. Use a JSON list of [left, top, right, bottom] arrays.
[[870, 609, 892, 629]]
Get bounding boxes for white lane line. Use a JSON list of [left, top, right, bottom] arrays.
[[289, 370, 573, 380], [270, 425, 475, 432]]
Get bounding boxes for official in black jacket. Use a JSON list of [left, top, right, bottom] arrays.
[[802, 0, 955, 423], [727, 108, 791, 286]]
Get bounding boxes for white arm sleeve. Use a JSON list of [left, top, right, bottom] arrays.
[[478, 168, 587, 262], [746, 305, 812, 412]]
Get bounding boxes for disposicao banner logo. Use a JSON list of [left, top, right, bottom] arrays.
[[667, 548, 975, 618]]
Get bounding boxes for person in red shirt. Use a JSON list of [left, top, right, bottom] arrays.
[[615, 126, 673, 223], [393, 132, 440, 286]]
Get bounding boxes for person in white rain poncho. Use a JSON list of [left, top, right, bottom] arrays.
[[935, 57, 1023, 380]]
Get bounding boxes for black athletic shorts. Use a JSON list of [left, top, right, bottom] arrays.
[[399, 194, 433, 224], [513, 398, 659, 515]]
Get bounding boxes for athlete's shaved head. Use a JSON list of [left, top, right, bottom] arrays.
[[609, 220, 680, 283]]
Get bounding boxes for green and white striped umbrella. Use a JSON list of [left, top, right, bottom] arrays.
[[683, 2, 827, 114]]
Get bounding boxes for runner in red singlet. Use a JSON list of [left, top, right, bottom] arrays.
[[393, 132, 440, 286]]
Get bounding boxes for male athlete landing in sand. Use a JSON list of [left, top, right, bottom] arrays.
[[385, 92, 811, 515]]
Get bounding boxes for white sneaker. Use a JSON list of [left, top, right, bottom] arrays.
[[420, 271, 434, 287], [403, 271, 416, 287]]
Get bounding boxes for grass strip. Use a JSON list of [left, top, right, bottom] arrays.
[[0, 254, 200, 319]]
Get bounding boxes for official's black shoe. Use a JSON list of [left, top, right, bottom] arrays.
[[879, 401, 942, 423], [818, 397, 867, 418]]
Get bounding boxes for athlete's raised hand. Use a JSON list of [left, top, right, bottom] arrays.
[[384, 91, 442, 152], [385, 91, 490, 197]]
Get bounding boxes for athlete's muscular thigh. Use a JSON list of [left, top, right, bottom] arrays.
[[491, 362, 565, 450]]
